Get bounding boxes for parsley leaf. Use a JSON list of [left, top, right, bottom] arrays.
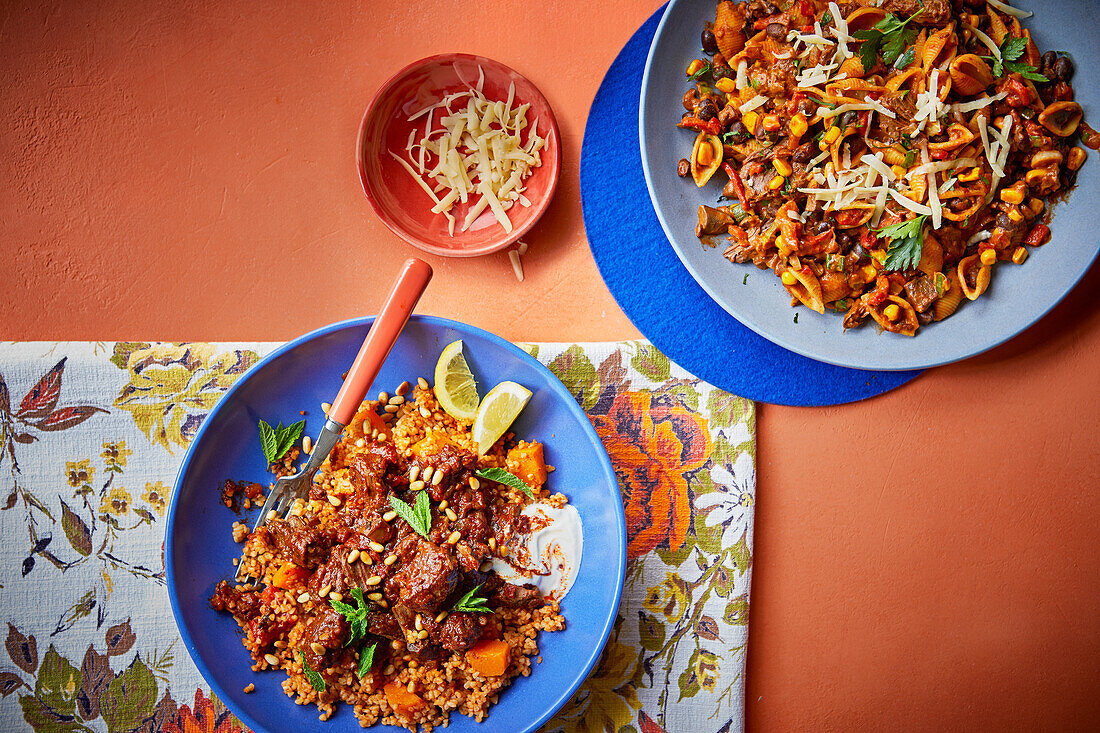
[[688, 60, 712, 81], [297, 651, 326, 691], [389, 490, 432, 539], [474, 467, 534, 498], [259, 419, 305, 463], [988, 36, 1046, 81], [853, 11, 920, 71], [875, 215, 928, 271], [330, 587, 374, 648], [821, 10, 832, 25], [357, 641, 377, 678], [451, 583, 492, 614]]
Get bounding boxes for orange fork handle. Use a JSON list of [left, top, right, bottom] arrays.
[[328, 258, 433, 426]]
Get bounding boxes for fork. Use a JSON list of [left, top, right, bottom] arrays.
[[236, 258, 433, 582]]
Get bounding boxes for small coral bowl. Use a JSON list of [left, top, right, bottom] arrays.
[[357, 53, 561, 257]]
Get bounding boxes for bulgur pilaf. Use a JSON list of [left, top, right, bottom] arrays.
[[210, 378, 569, 731]]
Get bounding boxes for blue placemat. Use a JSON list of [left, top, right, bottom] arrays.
[[580, 5, 922, 406]]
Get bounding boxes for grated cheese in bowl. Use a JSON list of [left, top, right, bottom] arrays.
[[390, 70, 548, 237]]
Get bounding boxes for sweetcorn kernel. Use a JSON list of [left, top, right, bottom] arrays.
[[980, 249, 997, 266], [1011, 246, 1029, 265], [780, 270, 798, 286]]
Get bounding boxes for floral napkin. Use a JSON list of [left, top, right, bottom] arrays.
[[0, 341, 755, 733]]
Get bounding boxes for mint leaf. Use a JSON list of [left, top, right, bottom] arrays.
[[258, 420, 278, 463], [357, 642, 377, 678], [275, 420, 305, 459], [297, 651, 326, 691], [451, 583, 492, 614], [389, 491, 432, 539], [875, 215, 927, 271], [475, 467, 534, 498]]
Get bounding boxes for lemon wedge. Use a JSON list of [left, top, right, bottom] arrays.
[[433, 340, 480, 421], [472, 381, 532, 455]]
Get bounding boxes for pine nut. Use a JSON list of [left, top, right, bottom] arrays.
[[383, 510, 397, 522], [321, 402, 331, 414], [431, 468, 444, 486], [384, 555, 398, 566], [347, 549, 360, 563], [368, 592, 384, 601], [381, 413, 393, 422], [415, 614, 423, 631], [409, 480, 425, 491], [302, 436, 312, 454], [328, 494, 341, 507], [435, 612, 447, 623], [383, 404, 399, 413], [264, 653, 279, 666], [417, 377, 429, 389], [361, 553, 373, 564], [311, 642, 325, 656], [396, 381, 410, 396], [365, 575, 382, 586], [416, 630, 428, 641], [377, 392, 389, 403], [389, 395, 405, 405], [329, 592, 343, 602], [468, 477, 480, 490], [376, 600, 388, 608], [409, 466, 420, 482], [355, 437, 365, 447], [368, 541, 385, 553], [445, 508, 457, 522], [319, 584, 332, 597], [376, 433, 388, 442], [438, 499, 448, 510], [419, 406, 431, 418], [297, 592, 310, 603], [446, 531, 461, 545], [488, 537, 497, 550]]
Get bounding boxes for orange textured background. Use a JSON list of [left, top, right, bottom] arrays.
[[4, 1, 1099, 730]]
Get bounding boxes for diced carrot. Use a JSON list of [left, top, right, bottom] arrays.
[[362, 409, 388, 435], [507, 442, 546, 489], [384, 681, 426, 717], [466, 639, 511, 677], [409, 432, 456, 460], [271, 562, 308, 589]]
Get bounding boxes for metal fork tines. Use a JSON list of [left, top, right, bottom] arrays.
[[235, 418, 345, 583]]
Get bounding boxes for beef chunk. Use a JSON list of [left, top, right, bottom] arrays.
[[309, 552, 350, 595], [210, 580, 261, 619], [365, 611, 402, 641], [390, 540, 458, 612], [881, 0, 950, 26], [299, 605, 348, 669], [350, 442, 401, 486], [417, 443, 477, 500], [435, 611, 483, 652], [904, 274, 939, 313], [490, 582, 543, 610], [268, 515, 326, 568]]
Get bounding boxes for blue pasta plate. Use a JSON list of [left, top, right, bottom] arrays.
[[641, 0, 1100, 370], [166, 316, 626, 733]]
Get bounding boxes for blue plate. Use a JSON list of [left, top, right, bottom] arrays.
[[166, 316, 626, 733], [641, 0, 1100, 370]]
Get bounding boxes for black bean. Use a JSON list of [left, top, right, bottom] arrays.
[[1041, 51, 1057, 75], [792, 141, 816, 165], [766, 23, 786, 40], [840, 111, 858, 128], [727, 120, 747, 138], [995, 212, 1018, 230], [797, 98, 817, 117], [814, 220, 832, 235], [950, 198, 972, 213], [702, 28, 718, 54], [696, 99, 719, 121], [1053, 56, 1074, 82]]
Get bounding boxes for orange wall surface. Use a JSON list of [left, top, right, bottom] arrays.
[[4, 1, 1099, 730]]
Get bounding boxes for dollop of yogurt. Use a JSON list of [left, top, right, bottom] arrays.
[[492, 502, 583, 601]]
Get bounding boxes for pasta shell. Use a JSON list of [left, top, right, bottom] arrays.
[[885, 67, 921, 93], [714, 1, 747, 60], [819, 272, 851, 304], [933, 269, 964, 320], [928, 123, 977, 153], [986, 8, 1009, 46], [923, 26, 956, 72], [691, 133, 724, 187], [868, 296, 918, 336], [918, 231, 944, 279], [1038, 102, 1084, 138], [844, 7, 888, 33], [958, 254, 992, 301], [950, 54, 994, 97], [783, 267, 826, 314]]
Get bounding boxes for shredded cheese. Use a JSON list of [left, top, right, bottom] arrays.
[[987, 0, 1033, 19], [391, 73, 547, 236], [818, 101, 897, 119], [971, 26, 1003, 60], [952, 91, 1008, 113], [739, 95, 769, 114]]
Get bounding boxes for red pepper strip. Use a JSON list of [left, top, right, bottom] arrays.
[[930, 148, 952, 161], [1004, 77, 1031, 108], [1025, 224, 1051, 247], [678, 116, 722, 136], [860, 228, 877, 251], [723, 162, 750, 209]]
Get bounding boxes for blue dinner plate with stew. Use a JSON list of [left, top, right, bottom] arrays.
[[641, 0, 1100, 370], [166, 316, 626, 733]]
